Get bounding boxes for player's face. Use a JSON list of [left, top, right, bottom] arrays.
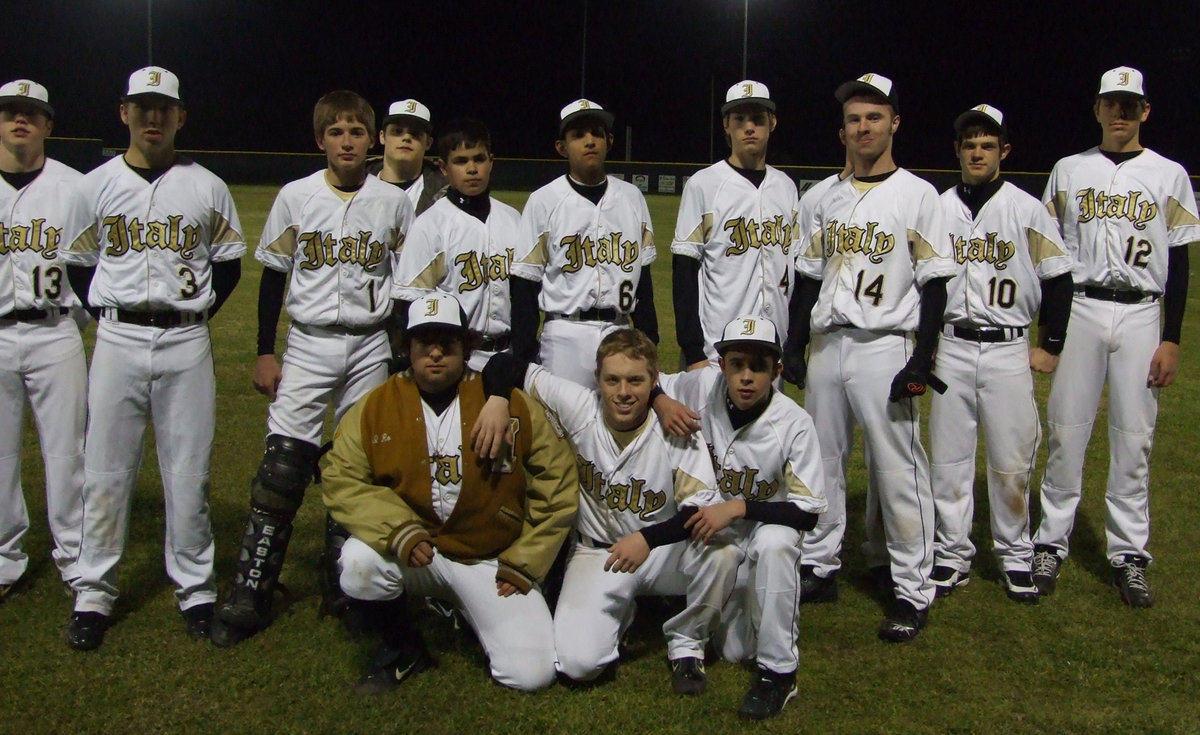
[[954, 133, 1010, 186], [120, 98, 185, 154], [380, 123, 431, 168], [1094, 95, 1148, 148], [718, 348, 781, 411], [440, 142, 493, 197], [0, 103, 52, 154], [555, 123, 611, 184], [596, 353, 655, 431], [842, 98, 898, 163], [724, 105, 775, 158], [318, 115, 372, 177], [409, 330, 466, 393]]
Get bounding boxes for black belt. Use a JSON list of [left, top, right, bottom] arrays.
[[949, 325, 1024, 343], [0, 306, 69, 322], [1077, 286, 1159, 304], [102, 308, 204, 328], [546, 307, 625, 323], [478, 334, 511, 352], [576, 533, 613, 549]]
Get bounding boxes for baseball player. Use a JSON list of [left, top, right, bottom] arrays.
[[653, 315, 826, 719], [672, 81, 799, 369], [930, 105, 1074, 604], [0, 80, 91, 603], [785, 73, 957, 641], [371, 98, 446, 216], [1032, 67, 1199, 607], [479, 329, 737, 695], [322, 293, 578, 693], [211, 91, 413, 646], [392, 118, 516, 372], [510, 99, 658, 388], [59, 67, 245, 649]]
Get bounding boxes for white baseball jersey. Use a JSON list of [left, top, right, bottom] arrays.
[[512, 176, 655, 316], [940, 181, 1073, 328], [522, 364, 718, 544], [0, 159, 90, 311], [794, 173, 844, 271], [392, 196, 517, 338], [796, 169, 956, 332], [671, 162, 798, 360], [62, 157, 246, 309], [256, 171, 413, 327], [1043, 147, 1200, 292], [657, 366, 826, 515]]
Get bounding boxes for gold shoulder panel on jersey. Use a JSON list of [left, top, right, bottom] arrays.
[[263, 224, 299, 257], [518, 232, 549, 267], [907, 229, 938, 262], [66, 224, 99, 256], [210, 209, 245, 247], [409, 252, 445, 290], [802, 228, 825, 260], [1025, 227, 1068, 266], [1048, 192, 1067, 224], [641, 222, 654, 248], [681, 213, 714, 245], [673, 468, 709, 504], [1167, 196, 1200, 230], [785, 468, 818, 500], [392, 231, 406, 253]]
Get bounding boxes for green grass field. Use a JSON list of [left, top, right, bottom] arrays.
[[2, 185, 1199, 734]]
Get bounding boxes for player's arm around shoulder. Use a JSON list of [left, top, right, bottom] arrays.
[[652, 368, 712, 437]]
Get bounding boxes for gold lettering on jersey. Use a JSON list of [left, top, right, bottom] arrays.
[[822, 219, 895, 263], [432, 454, 462, 485], [455, 248, 514, 292], [1075, 189, 1158, 231], [576, 458, 665, 520], [0, 218, 63, 259], [296, 230, 388, 271], [949, 233, 1016, 270], [100, 215, 201, 259], [723, 215, 793, 256], [715, 467, 780, 501], [560, 233, 639, 274]]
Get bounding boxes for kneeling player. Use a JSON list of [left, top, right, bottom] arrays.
[[322, 294, 578, 692], [654, 316, 825, 719]]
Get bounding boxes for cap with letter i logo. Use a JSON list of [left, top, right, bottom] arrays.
[[722, 80, 775, 114], [715, 314, 782, 356], [0, 79, 54, 118], [1098, 66, 1145, 97], [124, 66, 182, 102]]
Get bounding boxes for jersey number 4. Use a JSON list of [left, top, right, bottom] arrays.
[[854, 270, 884, 306]]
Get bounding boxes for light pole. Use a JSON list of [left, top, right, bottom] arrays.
[[580, 0, 588, 96], [741, 0, 748, 78], [147, 0, 153, 64]]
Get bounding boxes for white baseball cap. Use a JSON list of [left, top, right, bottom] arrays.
[[124, 66, 182, 103], [721, 80, 776, 114], [714, 315, 782, 357], [382, 98, 432, 130], [1098, 66, 1145, 97], [559, 98, 614, 136], [954, 104, 1006, 135], [0, 79, 54, 118], [835, 72, 899, 112], [408, 293, 468, 333]]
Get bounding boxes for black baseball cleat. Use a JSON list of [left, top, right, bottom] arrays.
[[931, 565, 969, 598], [669, 656, 707, 696], [878, 598, 927, 643], [1003, 570, 1040, 605], [1111, 555, 1154, 608], [355, 637, 434, 695], [1031, 545, 1063, 596], [181, 603, 215, 640], [799, 565, 838, 604], [66, 611, 110, 651], [738, 666, 797, 720]]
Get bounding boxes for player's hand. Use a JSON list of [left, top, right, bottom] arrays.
[[685, 360, 710, 372], [1029, 347, 1060, 374], [684, 500, 746, 544], [496, 581, 520, 597], [471, 396, 514, 459], [782, 345, 807, 389], [1148, 341, 1180, 388], [253, 355, 283, 400], [408, 540, 435, 568], [652, 393, 702, 437], [605, 532, 650, 573]]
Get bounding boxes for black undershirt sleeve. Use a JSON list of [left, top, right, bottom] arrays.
[[672, 255, 707, 365], [744, 501, 819, 532], [256, 267, 288, 356], [481, 351, 531, 398], [1162, 246, 1190, 344], [509, 276, 542, 362], [66, 265, 100, 321], [784, 274, 821, 355], [389, 299, 412, 373], [910, 277, 949, 370], [631, 270, 659, 344], [1037, 272, 1074, 355], [207, 259, 241, 318], [640, 506, 700, 548]]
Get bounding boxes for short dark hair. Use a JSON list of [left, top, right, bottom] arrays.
[[957, 122, 1008, 147], [437, 118, 492, 160], [313, 90, 375, 139], [402, 323, 480, 364], [558, 116, 609, 142]]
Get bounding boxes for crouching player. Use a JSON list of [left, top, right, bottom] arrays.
[[321, 293, 578, 692], [654, 315, 825, 719]]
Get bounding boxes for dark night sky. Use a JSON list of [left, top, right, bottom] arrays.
[[7, 1, 1198, 174]]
